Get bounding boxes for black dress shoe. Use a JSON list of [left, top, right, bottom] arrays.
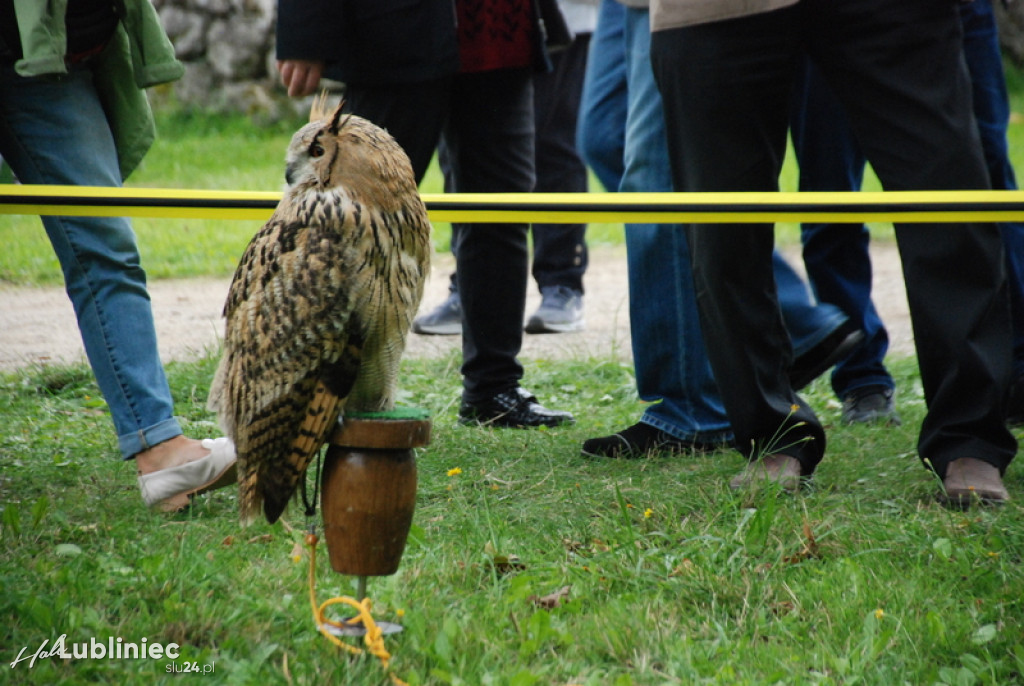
[[459, 387, 575, 428], [790, 322, 865, 391], [581, 421, 725, 459], [841, 385, 901, 425]]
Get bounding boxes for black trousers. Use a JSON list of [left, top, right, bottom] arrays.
[[531, 33, 590, 294], [344, 69, 536, 401], [650, 0, 1017, 476], [444, 37, 591, 296]]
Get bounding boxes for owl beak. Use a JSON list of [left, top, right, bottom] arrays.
[[285, 163, 297, 187]]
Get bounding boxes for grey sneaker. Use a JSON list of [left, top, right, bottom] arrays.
[[412, 291, 462, 335], [841, 386, 901, 425], [525, 286, 584, 334]]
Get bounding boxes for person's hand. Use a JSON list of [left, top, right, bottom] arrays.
[[276, 59, 325, 98]]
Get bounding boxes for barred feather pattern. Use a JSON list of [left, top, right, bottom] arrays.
[[208, 104, 431, 524]]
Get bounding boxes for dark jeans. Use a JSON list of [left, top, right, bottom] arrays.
[[791, 0, 1024, 395], [344, 69, 536, 401], [651, 0, 1017, 476], [790, 59, 892, 400]]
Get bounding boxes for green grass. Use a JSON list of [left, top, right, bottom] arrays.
[[4, 79, 1024, 683], [1, 354, 1022, 685]]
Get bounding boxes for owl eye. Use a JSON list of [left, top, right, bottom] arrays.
[[309, 141, 325, 158]]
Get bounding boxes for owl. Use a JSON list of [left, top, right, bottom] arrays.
[[208, 96, 431, 525]]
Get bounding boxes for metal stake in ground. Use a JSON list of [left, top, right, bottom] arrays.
[[319, 409, 431, 636]]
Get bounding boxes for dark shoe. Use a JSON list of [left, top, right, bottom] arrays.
[[459, 387, 575, 428], [525, 286, 584, 334], [412, 291, 462, 335], [729, 453, 803, 493], [841, 385, 901, 425], [939, 457, 1009, 508], [1007, 375, 1024, 427], [790, 322, 865, 390], [581, 422, 724, 459]]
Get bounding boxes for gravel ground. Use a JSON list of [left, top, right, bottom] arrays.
[[0, 242, 913, 371]]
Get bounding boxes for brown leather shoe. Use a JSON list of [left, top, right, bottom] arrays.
[[940, 457, 1009, 508], [729, 453, 803, 493]]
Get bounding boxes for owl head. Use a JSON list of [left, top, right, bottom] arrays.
[[283, 94, 417, 205]]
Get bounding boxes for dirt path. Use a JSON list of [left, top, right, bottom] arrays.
[[0, 242, 912, 371]]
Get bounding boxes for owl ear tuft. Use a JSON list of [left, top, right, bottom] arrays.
[[328, 100, 351, 135], [309, 89, 333, 123]]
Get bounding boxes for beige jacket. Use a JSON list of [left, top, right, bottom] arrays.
[[651, 0, 798, 30]]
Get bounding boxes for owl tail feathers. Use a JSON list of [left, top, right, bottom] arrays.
[[261, 380, 346, 525], [238, 469, 263, 527], [205, 356, 235, 437]]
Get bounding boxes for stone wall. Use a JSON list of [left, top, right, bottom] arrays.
[[152, 0, 307, 119]]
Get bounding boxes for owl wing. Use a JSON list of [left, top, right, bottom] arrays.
[[344, 206, 433, 412], [210, 206, 369, 525]]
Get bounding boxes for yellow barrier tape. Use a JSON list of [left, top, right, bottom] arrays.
[[5, 184, 1024, 223]]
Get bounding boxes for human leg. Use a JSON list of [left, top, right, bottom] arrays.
[[772, 251, 848, 362], [445, 68, 573, 426], [527, 36, 589, 333], [790, 57, 897, 403], [618, 7, 732, 447], [0, 65, 180, 458], [0, 64, 235, 508], [959, 0, 1024, 386], [811, 0, 1016, 480], [651, 8, 825, 474], [599, 7, 842, 461], [772, 252, 865, 392], [531, 36, 589, 296], [576, 0, 627, 193]]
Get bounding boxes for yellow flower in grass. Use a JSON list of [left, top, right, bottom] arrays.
[[447, 467, 462, 477], [874, 609, 885, 620], [643, 508, 654, 519]]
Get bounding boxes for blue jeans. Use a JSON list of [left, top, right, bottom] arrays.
[[579, 5, 847, 443], [792, 0, 1024, 389], [0, 64, 182, 459], [577, 0, 627, 194]]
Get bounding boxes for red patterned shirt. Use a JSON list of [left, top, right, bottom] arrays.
[[456, 0, 535, 73]]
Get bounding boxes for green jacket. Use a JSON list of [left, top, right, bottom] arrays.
[[11, 0, 184, 179]]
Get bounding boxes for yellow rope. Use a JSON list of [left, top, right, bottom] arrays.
[[306, 533, 407, 686]]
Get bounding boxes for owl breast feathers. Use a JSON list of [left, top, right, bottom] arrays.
[[207, 100, 431, 524]]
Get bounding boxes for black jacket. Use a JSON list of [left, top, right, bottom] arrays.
[[276, 0, 460, 86], [275, 0, 569, 86]]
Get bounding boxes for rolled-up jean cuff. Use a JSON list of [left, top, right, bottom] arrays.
[[118, 418, 183, 460]]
